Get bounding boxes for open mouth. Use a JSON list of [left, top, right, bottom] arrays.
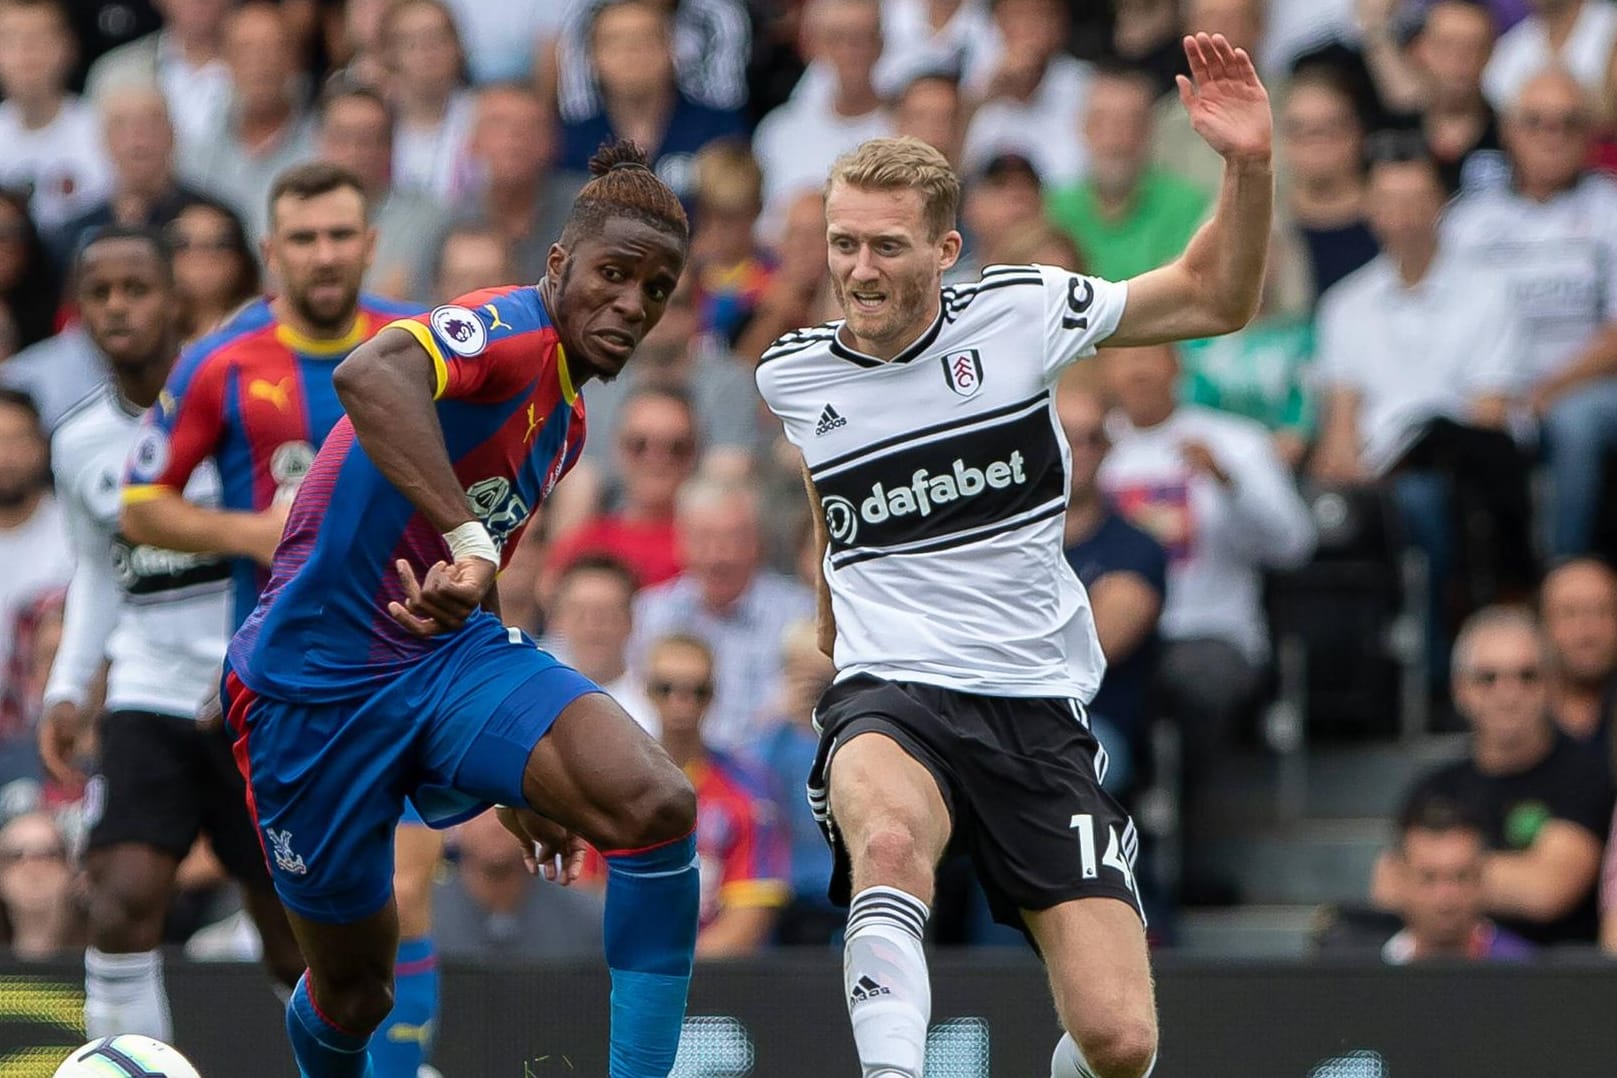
[[594, 328, 635, 359], [849, 290, 886, 313]]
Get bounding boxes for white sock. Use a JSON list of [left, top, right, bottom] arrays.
[[1051, 1032, 1157, 1078], [84, 947, 173, 1041], [844, 886, 931, 1078]]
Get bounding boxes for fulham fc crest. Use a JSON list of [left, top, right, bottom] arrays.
[[942, 349, 983, 397]]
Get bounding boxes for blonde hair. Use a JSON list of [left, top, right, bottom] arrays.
[[826, 136, 960, 240], [693, 141, 763, 214]]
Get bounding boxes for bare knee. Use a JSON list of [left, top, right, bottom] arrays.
[[312, 970, 395, 1036], [848, 823, 934, 897], [1073, 1017, 1158, 1078], [86, 873, 170, 953], [596, 762, 696, 851]]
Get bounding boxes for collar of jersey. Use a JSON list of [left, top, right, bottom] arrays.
[[556, 343, 577, 405], [828, 303, 946, 368], [275, 314, 371, 357]]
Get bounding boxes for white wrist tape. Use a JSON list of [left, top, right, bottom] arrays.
[[443, 520, 499, 566]]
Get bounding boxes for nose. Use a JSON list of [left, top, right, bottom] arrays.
[[611, 286, 646, 324], [850, 246, 880, 282]]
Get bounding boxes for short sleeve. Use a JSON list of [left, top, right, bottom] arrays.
[[382, 290, 552, 404], [123, 352, 227, 503], [1032, 264, 1129, 380]]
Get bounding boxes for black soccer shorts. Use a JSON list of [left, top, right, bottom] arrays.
[[808, 673, 1144, 931], [85, 709, 272, 887]]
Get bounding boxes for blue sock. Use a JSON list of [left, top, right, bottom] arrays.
[[370, 936, 438, 1078], [604, 832, 700, 1078], [287, 973, 374, 1078]]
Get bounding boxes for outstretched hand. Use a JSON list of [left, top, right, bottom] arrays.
[[387, 556, 495, 636], [496, 805, 588, 885], [1177, 32, 1272, 163]]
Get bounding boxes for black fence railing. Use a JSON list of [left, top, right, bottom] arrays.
[[3, 954, 1616, 1077]]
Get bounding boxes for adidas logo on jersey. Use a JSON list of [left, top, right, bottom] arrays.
[[821, 451, 1029, 545], [849, 975, 890, 1004], [815, 404, 848, 436]]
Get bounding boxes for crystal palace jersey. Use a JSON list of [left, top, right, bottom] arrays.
[[122, 294, 423, 623], [756, 264, 1128, 700], [229, 285, 587, 699]]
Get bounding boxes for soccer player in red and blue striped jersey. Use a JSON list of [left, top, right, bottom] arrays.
[[223, 141, 700, 1078], [118, 163, 441, 1078]]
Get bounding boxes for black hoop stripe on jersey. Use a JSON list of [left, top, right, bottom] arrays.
[[810, 391, 1049, 475], [760, 325, 839, 365], [112, 533, 233, 600], [812, 399, 1066, 567]]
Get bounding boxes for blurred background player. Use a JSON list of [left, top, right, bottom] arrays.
[[37, 225, 304, 1042], [117, 163, 442, 1078], [220, 140, 698, 1078]]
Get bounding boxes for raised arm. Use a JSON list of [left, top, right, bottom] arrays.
[[1108, 34, 1274, 348], [332, 328, 496, 632]]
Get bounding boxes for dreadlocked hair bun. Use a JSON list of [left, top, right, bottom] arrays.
[[588, 139, 653, 177], [563, 138, 690, 247]]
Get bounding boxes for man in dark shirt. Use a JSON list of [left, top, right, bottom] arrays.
[[1382, 606, 1613, 946], [1058, 383, 1167, 796]]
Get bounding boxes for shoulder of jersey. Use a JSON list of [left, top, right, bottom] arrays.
[[759, 319, 841, 365], [942, 263, 1048, 313], [175, 299, 275, 378], [51, 384, 116, 451]]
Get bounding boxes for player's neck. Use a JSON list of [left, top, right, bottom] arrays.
[[661, 731, 704, 770], [271, 296, 359, 344], [114, 353, 174, 410], [838, 300, 942, 361]]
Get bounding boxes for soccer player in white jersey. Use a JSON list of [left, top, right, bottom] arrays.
[[755, 34, 1273, 1078], [38, 227, 304, 1041]]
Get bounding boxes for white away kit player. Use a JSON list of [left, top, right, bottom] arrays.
[[757, 34, 1275, 1078]]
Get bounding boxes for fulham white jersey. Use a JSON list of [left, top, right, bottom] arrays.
[[43, 385, 231, 718], [757, 264, 1128, 700]]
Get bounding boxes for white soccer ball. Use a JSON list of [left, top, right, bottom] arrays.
[[53, 1035, 201, 1078]]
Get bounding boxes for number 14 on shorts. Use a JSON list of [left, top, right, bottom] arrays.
[[1071, 813, 1140, 899]]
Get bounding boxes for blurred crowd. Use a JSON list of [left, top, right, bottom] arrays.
[[0, 0, 1612, 963]]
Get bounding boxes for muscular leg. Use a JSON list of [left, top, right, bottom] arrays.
[[519, 692, 696, 1078], [242, 885, 306, 992], [282, 901, 400, 1078], [372, 825, 443, 1078], [827, 733, 952, 1078], [83, 845, 179, 1040], [1027, 898, 1157, 1078]]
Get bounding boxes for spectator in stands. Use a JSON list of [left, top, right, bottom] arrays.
[[997, 218, 1085, 270], [961, 0, 1090, 187], [1381, 792, 1534, 963], [552, 386, 694, 590], [1384, 606, 1612, 946], [1540, 558, 1617, 745], [556, 0, 750, 123], [688, 142, 772, 347], [538, 554, 657, 735], [559, 1, 743, 207], [1047, 64, 1208, 282], [0, 392, 71, 731], [1442, 68, 1617, 560], [444, 0, 565, 86], [431, 223, 510, 305], [735, 189, 830, 363], [53, 86, 208, 267], [1100, 342, 1316, 742], [578, 276, 762, 485], [1408, 0, 1506, 193], [84, 0, 233, 153], [382, 0, 476, 203], [632, 477, 816, 751], [1482, 0, 1617, 116], [1313, 143, 1533, 653], [453, 83, 584, 283], [181, 3, 315, 243], [168, 197, 259, 346], [870, 0, 998, 97], [0, 0, 111, 232], [1059, 382, 1166, 797], [955, 152, 1047, 279], [646, 633, 789, 956], [1176, 230, 1315, 471], [316, 81, 445, 304], [753, 0, 891, 235], [0, 188, 62, 352], [751, 620, 839, 945], [433, 809, 604, 961], [893, 70, 965, 167], [1278, 67, 1379, 301], [0, 809, 77, 959]]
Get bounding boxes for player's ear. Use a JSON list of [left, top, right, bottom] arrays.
[[545, 242, 568, 284], [938, 229, 963, 272], [361, 224, 379, 272]]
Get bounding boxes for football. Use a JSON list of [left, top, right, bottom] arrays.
[[52, 1035, 201, 1078]]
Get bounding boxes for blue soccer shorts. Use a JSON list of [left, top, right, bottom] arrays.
[[222, 615, 600, 923]]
